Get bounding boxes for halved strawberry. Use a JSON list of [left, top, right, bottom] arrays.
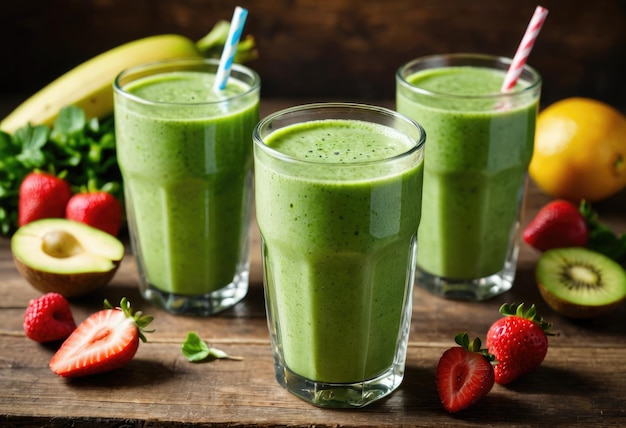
[[49, 298, 153, 378], [436, 333, 495, 413], [522, 199, 588, 252]]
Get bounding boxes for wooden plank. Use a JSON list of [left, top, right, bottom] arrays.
[[0, 337, 624, 426]]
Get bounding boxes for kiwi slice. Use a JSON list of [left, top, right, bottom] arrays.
[[536, 247, 626, 319]]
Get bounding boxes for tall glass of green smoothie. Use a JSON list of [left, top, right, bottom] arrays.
[[113, 58, 260, 315], [254, 103, 425, 408], [396, 54, 541, 301]]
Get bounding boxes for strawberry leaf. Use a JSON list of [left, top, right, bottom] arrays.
[[103, 297, 154, 342], [499, 303, 554, 335], [454, 332, 495, 362]]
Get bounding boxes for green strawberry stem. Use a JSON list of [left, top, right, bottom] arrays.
[[454, 332, 496, 362], [499, 303, 554, 336], [104, 297, 154, 342]]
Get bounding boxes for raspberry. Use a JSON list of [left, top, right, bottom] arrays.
[[23, 292, 76, 343]]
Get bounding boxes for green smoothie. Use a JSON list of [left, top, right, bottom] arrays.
[[397, 66, 537, 279], [115, 70, 259, 296], [255, 118, 424, 383]]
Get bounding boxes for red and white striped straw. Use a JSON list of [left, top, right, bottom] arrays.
[[500, 5, 549, 93]]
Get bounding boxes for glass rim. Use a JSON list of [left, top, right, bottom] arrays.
[[253, 102, 426, 167], [396, 53, 542, 100], [113, 57, 261, 107]]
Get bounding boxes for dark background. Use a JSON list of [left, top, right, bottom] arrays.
[[1, 0, 625, 113]]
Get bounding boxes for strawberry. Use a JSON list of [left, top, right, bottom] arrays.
[[435, 333, 495, 413], [23, 292, 76, 343], [49, 298, 153, 378], [65, 191, 123, 236], [522, 199, 588, 252], [486, 303, 553, 385], [18, 171, 73, 227]]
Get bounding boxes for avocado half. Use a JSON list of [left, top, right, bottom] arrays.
[[11, 218, 125, 297]]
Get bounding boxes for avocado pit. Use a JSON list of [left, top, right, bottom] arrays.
[[42, 229, 85, 258]]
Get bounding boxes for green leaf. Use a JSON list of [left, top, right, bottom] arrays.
[[0, 131, 19, 156], [52, 105, 87, 137], [1, 104, 121, 236], [580, 200, 626, 264], [87, 117, 100, 133], [181, 332, 243, 363], [182, 332, 211, 362], [13, 124, 50, 169], [454, 332, 470, 348]]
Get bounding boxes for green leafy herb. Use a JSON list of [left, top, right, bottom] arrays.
[[580, 200, 626, 265], [0, 106, 122, 235], [182, 332, 242, 362]]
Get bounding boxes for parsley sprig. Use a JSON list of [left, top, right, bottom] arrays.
[[0, 106, 122, 236]]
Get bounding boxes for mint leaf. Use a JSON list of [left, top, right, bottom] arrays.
[[181, 332, 242, 362], [182, 332, 211, 362]]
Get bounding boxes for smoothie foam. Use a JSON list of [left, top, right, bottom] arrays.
[[255, 119, 423, 383]]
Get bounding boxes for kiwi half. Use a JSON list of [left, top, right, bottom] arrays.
[[536, 247, 626, 319]]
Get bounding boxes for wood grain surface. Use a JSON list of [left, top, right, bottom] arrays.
[[1, 100, 625, 427]]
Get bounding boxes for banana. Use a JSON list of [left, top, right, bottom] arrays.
[[0, 35, 200, 133], [0, 22, 258, 134], [0, 34, 200, 133]]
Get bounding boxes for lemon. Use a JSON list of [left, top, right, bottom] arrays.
[[529, 97, 626, 202]]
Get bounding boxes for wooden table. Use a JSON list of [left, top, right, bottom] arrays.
[[1, 100, 625, 427]]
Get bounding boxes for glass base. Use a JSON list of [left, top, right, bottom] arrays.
[[139, 267, 249, 316], [415, 267, 513, 301], [274, 363, 404, 409], [416, 244, 519, 301]]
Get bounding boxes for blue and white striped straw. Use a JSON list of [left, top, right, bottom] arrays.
[[213, 6, 249, 92]]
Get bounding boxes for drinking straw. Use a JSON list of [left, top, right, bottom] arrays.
[[500, 5, 549, 93], [213, 6, 249, 92]]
